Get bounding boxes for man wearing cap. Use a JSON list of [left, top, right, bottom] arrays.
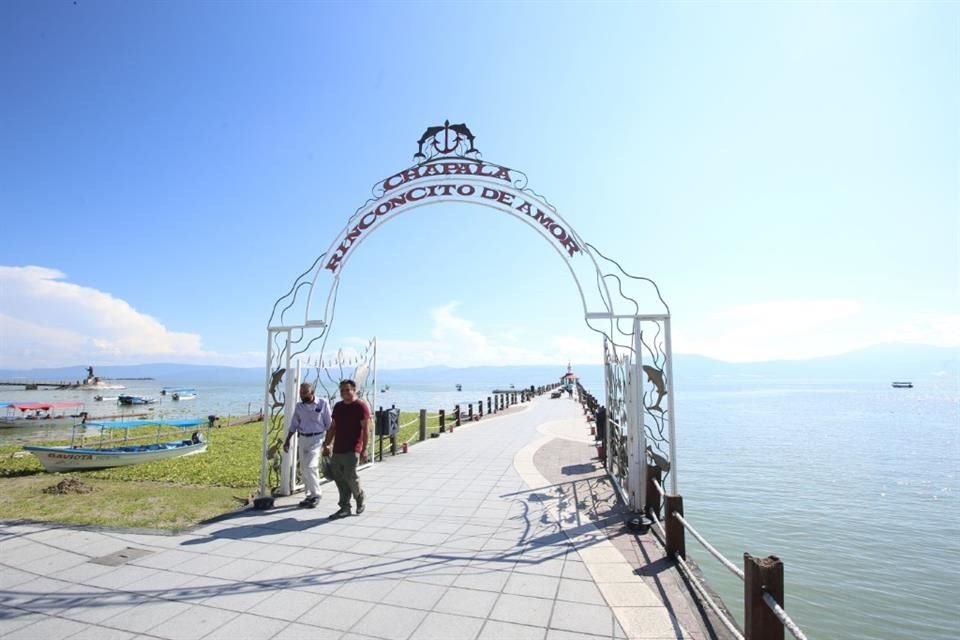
[[283, 382, 331, 509]]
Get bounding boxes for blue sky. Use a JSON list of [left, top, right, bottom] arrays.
[[1, 1, 957, 368]]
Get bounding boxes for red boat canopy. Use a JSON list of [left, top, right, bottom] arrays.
[[10, 402, 84, 411]]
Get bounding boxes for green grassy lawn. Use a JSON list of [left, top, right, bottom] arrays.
[[0, 475, 243, 531], [0, 411, 449, 530], [0, 421, 265, 488]]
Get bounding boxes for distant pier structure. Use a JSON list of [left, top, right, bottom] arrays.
[[561, 362, 577, 390], [0, 365, 152, 390]]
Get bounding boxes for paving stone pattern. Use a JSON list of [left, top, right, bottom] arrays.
[[0, 397, 711, 639]]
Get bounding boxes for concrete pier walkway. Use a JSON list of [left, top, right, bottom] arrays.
[[0, 396, 721, 640]]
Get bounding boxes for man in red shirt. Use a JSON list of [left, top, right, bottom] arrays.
[[322, 379, 370, 519]]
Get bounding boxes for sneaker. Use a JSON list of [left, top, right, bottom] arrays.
[[298, 496, 319, 509], [329, 508, 351, 519]]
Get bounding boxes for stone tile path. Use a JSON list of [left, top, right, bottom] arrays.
[[0, 396, 720, 639]]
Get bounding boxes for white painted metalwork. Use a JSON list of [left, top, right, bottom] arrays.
[[258, 330, 276, 499], [278, 334, 296, 496], [260, 124, 677, 510], [629, 316, 647, 511], [665, 316, 678, 494]]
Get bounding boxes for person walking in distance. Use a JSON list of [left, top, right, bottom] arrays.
[[283, 382, 331, 509], [322, 379, 370, 519]]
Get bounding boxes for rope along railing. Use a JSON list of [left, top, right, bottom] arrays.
[[648, 477, 810, 640], [762, 592, 809, 640], [673, 513, 744, 581], [675, 553, 746, 640]]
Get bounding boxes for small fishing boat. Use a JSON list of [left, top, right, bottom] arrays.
[[0, 402, 86, 429], [23, 418, 210, 472], [93, 395, 118, 402], [161, 386, 193, 396], [891, 381, 914, 389], [172, 390, 197, 401], [456, 384, 462, 391], [118, 395, 156, 406]]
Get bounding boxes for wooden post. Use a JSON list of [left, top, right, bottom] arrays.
[[468, 403, 474, 422], [418, 409, 427, 442], [439, 409, 446, 433], [478, 399, 483, 417], [455, 405, 461, 427], [744, 554, 784, 640], [376, 407, 383, 462], [664, 495, 685, 559], [487, 397, 492, 414], [645, 465, 662, 518]]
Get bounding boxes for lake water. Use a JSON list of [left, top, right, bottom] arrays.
[[1, 372, 957, 639]]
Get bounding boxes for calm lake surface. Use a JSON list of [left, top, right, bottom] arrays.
[[1, 372, 957, 639]]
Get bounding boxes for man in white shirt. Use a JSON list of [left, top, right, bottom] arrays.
[[283, 382, 332, 508]]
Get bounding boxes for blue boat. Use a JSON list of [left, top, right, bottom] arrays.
[[23, 418, 210, 472], [118, 395, 157, 406]]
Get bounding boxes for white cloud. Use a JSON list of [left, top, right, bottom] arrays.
[[339, 299, 960, 369], [4, 268, 953, 371], [0, 266, 259, 368], [673, 299, 960, 362], [343, 302, 595, 369], [879, 313, 960, 347]]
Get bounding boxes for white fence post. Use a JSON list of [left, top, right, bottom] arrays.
[[278, 331, 296, 496]]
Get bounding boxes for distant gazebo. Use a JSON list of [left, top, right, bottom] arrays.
[[561, 362, 577, 388]]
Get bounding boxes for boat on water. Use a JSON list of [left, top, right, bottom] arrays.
[[118, 395, 157, 406], [93, 395, 118, 402], [380, 384, 390, 393], [456, 384, 462, 391], [23, 418, 210, 472], [0, 402, 86, 429], [891, 381, 914, 389], [162, 387, 197, 401]]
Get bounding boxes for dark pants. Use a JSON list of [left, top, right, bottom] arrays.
[[330, 452, 364, 511]]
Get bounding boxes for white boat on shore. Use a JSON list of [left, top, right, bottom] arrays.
[[0, 402, 86, 429], [23, 418, 210, 472]]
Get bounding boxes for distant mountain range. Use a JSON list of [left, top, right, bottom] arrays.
[[0, 343, 955, 385]]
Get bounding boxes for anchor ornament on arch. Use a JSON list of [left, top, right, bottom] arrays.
[[258, 121, 678, 512]]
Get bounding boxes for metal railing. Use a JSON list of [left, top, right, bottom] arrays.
[[649, 478, 810, 640]]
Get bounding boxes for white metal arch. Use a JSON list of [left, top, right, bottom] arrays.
[[260, 122, 677, 512]]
